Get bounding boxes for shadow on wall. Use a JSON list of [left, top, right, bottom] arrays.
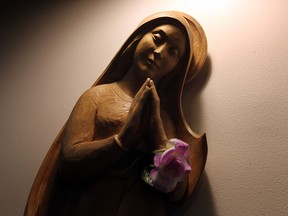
[[186, 55, 212, 99], [169, 172, 216, 216], [182, 56, 212, 135]]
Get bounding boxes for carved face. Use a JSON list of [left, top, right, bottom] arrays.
[[133, 24, 186, 83]]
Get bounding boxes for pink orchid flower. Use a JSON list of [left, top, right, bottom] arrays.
[[150, 139, 191, 193]]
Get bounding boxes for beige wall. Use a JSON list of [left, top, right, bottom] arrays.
[[1, 0, 287, 215]]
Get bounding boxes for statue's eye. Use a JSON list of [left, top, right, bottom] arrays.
[[169, 48, 180, 58], [152, 33, 163, 44]]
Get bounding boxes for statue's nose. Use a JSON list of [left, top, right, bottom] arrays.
[[153, 43, 166, 60]]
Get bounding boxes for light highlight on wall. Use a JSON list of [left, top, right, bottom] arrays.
[[170, 0, 240, 14]]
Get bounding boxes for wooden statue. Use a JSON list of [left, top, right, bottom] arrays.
[[24, 11, 208, 216]]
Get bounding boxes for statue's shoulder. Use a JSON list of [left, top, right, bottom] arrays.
[[83, 83, 113, 97]]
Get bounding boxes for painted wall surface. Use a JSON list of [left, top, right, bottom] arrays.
[[1, 0, 287, 215]]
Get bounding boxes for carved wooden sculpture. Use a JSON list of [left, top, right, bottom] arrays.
[[24, 11, 208, 216]]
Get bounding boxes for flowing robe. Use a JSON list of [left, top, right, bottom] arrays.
[[50, 83, 167, 216]]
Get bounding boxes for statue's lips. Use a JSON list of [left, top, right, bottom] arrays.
[[145, 57, 159, 70]]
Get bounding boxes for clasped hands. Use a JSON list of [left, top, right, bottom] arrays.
[[118, 78, 168, 152]]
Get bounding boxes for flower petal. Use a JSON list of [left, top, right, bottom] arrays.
[[153, 153, 162, 167], [151, 171, 178, 193], [169, 139, 190, 157], [150, 168, 159, 181], [160, 147, 176, 166]]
